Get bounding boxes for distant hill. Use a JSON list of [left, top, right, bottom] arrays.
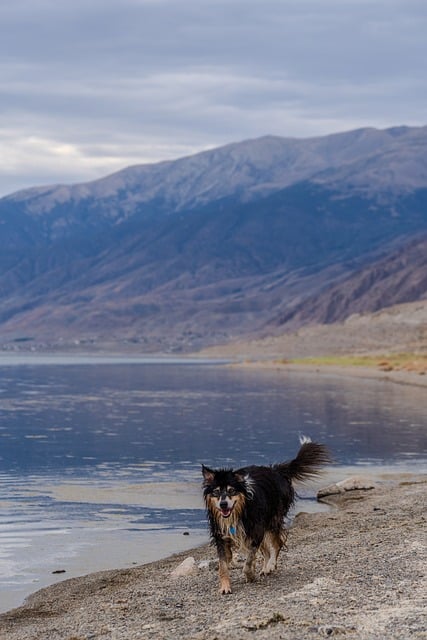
[[271, 234, 427, 330], [0, 126, 426, 352]]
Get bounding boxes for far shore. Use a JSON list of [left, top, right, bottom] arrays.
[[0, 348, 426, 388], [228, 359, 427, 389]]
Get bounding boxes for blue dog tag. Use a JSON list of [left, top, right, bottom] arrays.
[[229, 526, 236, 535]]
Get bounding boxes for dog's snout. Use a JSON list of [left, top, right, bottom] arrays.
[[219, 499, 228, 509]]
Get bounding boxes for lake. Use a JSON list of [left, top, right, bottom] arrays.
[[0, 357, 426, 612]]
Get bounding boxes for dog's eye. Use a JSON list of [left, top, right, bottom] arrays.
[[228, 487, 237, 496], [211, 489, 221, 498]]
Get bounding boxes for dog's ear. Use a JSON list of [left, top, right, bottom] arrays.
[[202, 464, 215, 485], [234, 470, 254, 498]]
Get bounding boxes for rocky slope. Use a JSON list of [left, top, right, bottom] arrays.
[[272, 234, 427, 330], [198, 299, 427, 361]]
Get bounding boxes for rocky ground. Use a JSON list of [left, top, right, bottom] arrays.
[[0, 476, 425, 640]]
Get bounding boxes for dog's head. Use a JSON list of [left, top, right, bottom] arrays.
[[202, 465, 252, 520]]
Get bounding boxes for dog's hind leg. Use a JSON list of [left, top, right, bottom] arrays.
[[260, 532, 273, 574], [260, 531, 285, 575], [260, 532, 271, 575]]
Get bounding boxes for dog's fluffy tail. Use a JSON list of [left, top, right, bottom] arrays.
[[274, 438, 331, 482]]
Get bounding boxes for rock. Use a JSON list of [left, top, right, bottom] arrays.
[[170, 556, 197, 578], [317, 476, 375, 498], [317, 624, 357, 636], [241, 612, 286, 630]]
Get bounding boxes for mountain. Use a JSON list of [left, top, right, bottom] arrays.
[[0, 126, 426, 352], [3, 126, 427, 231], [271, 234, 427, 330]]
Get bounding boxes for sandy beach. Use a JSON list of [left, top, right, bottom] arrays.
[[0, 472, 425, 640]]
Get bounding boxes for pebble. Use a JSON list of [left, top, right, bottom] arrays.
[[170, 556, 197, 577]]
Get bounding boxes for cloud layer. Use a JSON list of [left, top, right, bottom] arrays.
[[1, 0, 426, 195]]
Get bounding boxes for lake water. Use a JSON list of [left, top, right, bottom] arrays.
[[0, 357, 426, 612]]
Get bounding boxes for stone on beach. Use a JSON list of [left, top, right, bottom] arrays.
[[317, 476, 375, 498], [170, 556, 197, 578]]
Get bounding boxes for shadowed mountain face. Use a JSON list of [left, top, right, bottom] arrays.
[[0, 126, 427, 352], [270, 234, 427, 330]]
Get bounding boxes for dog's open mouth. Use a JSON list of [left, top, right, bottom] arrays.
[[219, 507, 233, 518]]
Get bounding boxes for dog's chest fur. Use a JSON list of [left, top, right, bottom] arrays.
[[215, 512, 250, 553]]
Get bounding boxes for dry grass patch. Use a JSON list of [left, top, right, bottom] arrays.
[[284, 353, 427, 375]]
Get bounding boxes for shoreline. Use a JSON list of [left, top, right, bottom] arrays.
[[229, 360, 427, 389], [2, 466, 425, 619], [1, 474, 425, 639], [0, 349, 426, 388]]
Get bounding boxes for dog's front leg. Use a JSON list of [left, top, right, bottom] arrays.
[[216, 537, 233, 594], [243, 542, 258, 583]]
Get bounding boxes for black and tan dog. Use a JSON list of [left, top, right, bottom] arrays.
[[202, 438, 330, 594]]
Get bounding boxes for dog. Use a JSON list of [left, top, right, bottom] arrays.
[[202, 437, 330, 594]]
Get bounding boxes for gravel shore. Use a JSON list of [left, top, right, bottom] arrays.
[[1, 475, 425, 640]]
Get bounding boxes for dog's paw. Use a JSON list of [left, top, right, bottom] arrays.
[[243, 561, 256, 582], [219, 579, 232, 594], [220, 586, 232, 595], [260, 566, 276, 577]]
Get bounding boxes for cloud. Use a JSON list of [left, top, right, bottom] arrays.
[[0, 0, 426, 195]]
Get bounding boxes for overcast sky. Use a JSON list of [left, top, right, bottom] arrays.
[[1, 0, 426, 196]]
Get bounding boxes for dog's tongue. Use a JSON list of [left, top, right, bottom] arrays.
[[221, 508, 232, 518]]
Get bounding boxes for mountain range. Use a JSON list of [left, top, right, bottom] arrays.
[[0, 125, 426, 352]]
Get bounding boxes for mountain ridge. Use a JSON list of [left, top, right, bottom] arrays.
[[4, 125, 427, 220]]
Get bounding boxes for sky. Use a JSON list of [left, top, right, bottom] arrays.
[[1, 0, 426, 196]]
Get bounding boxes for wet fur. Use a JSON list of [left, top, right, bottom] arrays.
[[202, 440, 330, 594]]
